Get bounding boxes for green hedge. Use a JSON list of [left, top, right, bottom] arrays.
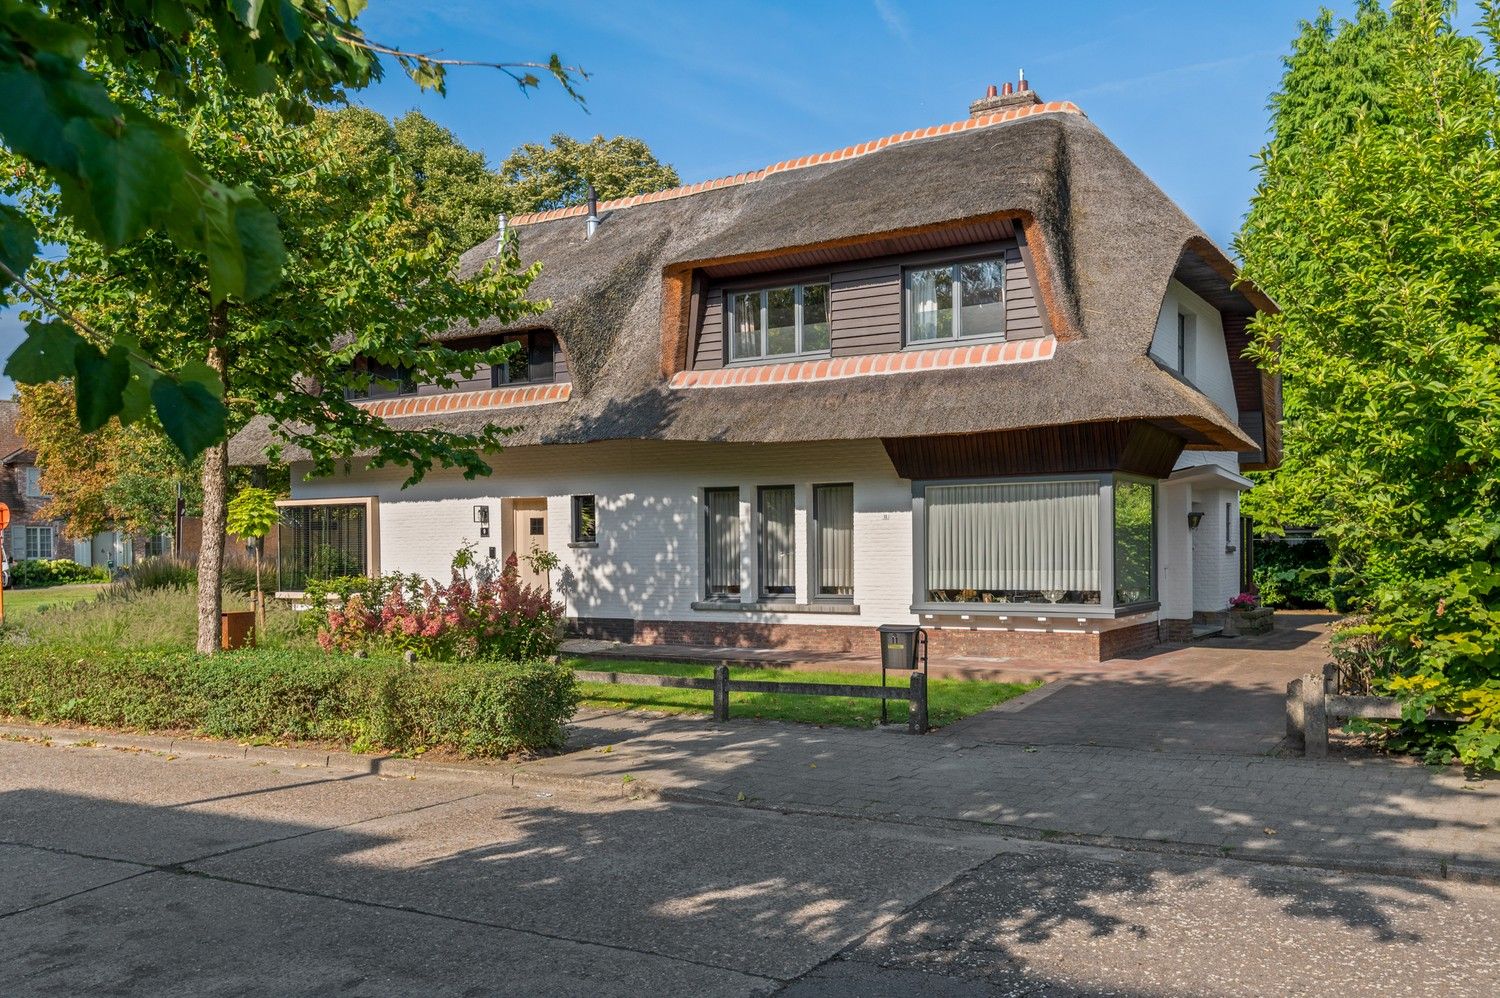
[[0, 647, 579, 757], [10, 559, 111, 588]]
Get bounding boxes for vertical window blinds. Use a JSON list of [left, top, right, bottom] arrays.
[[926, 481, 1099, 598]]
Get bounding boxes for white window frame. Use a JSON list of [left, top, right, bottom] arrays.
[[22, 466, 45, 499], [24, 524, 54, 560], [725, 283, 830, 363], [902, 253, 1008, 346]]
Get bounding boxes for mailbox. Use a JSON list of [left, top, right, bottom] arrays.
[[878, 624, 923, 671]]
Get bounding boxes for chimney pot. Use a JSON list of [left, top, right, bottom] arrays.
[[968, 76, 1041, 118], [1001, 82, 1013, 96], [986, 84, 998, 98]]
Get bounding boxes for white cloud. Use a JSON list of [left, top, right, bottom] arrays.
[[873, 0, 912, 46]]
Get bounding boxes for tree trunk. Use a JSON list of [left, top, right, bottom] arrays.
[[195, 335, 230, 655]]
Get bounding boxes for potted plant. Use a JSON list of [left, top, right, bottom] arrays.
[[226, 487, 280, 635], [1225, 592, 1275, 636]]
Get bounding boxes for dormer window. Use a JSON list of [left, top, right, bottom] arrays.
[[493, 331, 557, 386], [905, 256, 1006, 344], [345, 361, 416, 400], [727, 282, 830, 362]]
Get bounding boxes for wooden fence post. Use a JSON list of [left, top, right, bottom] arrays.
[[1286, 676, 1305, 751], [1301, 671, 1328, 758], [908, 672, 929, 735], [712, 664, 729, 722]]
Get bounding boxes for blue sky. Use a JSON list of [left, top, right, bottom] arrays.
[[0, 1, 1484, 394]]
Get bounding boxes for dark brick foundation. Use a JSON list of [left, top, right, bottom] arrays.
[[1158, 618, 1195, 643], [570, 614, 1162, 663]]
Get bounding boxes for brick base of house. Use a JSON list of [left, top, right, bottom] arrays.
[[569, 615, 1162, 664], [1157, 618, 1195, 643]]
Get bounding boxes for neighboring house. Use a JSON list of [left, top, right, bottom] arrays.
[[231, 82, 1280, 661], [0, 400, 168, 571]]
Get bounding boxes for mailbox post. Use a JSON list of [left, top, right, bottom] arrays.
[[876, 624, 928, 725]]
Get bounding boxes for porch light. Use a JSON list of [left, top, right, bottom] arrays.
[[1187, 510, 1205, 531]]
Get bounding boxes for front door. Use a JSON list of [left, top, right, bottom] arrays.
[[508, 498, 550, 591]]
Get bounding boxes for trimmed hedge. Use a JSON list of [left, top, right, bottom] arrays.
[[0, 647, 579, 757], [10, 559, 111, 588]]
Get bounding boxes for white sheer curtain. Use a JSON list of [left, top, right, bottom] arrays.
[[704, 488, 741, 597], [758, 486, 795, 596], [814, 484, 853, 598], [926, 481, 1099, 596]]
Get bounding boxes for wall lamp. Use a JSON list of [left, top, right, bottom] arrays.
[[473, 505, 490, 537], [1187, 511, 1205, 531]]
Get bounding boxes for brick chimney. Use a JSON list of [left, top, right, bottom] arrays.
[[969, 70, 1040, 117]]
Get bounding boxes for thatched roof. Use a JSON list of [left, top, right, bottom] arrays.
[[230, 103, 1266, 465]]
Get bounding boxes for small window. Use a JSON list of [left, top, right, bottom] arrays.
[[346, 360, 416, 400], [22, 466, 45, 499], [905, 256, 1006, 344], [1225, 501, 1236, 550], [812, 484, 854, 601], [24, 525, 54, 561], [1175, 312, 1196, 376], [571, 495, 597, 544], [492, 332, 557, 387], [758, 486, 795, 601], [703, 487, 741, 600], [726, 283, 831, 362]]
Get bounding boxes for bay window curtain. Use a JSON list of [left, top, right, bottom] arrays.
[[814, 484, 854, 599], [704, 488, 741, 598], [926, 481, 1099, 598], [758, 486, 795, 598]]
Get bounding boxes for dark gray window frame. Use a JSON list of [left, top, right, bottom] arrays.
[[756, 484, 797, 602], [570, 494, 597, 546], [491, 331, 558, 387], [909, 472, 1160, 618], [702, 486, 742, 602], [901, 249, 1008, 348], [725, 282, 832, 364], [810, 482, 855, 604]]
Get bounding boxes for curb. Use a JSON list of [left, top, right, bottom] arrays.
[[4, 721, 1494, 887]]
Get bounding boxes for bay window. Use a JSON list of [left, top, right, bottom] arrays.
[[703, 488, 741, 600], [916, 475, 1157, 613], [276, 499, 377, 594], [905, 255, 1006, 344], [728, 282, 830, 361]]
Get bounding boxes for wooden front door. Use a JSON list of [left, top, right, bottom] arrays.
[[508, 499, 550, 591]]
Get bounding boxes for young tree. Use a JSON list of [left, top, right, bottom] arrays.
[[498, 133, 679, 214], [1238, 0, 1500, 768], [0, 1, 582, 453], [226, 486, 278, 630], [10, 55, 545, 653]]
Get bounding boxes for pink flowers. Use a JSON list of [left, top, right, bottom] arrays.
[[1229, 592, 1261, 611], [316, 554, 565, 661]]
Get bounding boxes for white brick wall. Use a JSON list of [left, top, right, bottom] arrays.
[[1191, 485, 1243, 613], [291, 438, 916, 629]]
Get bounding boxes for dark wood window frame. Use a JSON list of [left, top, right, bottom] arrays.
[[756, 484, 797, 602], [570, 494, 598, 546], [491, 331, 558, 387]]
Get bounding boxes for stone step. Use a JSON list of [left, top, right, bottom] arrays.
[[1191, 624, 1225, 641]]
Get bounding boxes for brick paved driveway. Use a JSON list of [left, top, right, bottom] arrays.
[[942, 611, 1336, 754]]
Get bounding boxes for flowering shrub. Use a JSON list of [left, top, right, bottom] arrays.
[[313, 553, 564, 662], [1228, 592, 1261, 611]]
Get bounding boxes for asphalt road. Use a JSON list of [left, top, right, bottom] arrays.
[[2, 738, 1497, 996]]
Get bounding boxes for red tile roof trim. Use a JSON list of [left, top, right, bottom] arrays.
[[669, 337, 1056, 390], [508, 102, 1084, 227], [354, 382, 571, 418]]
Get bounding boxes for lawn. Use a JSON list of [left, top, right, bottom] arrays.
[[566, 657, 1039, 729], [1, 584, 110, 617]]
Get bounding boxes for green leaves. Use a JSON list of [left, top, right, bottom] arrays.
[[5, 321, 85, 383], [5, 320, 227, 455], [151, 376, 228, 457], [202, 182, 286, 304]]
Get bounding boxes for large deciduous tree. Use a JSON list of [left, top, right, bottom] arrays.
[[498, 133, 679, 214], [10, 52, 545, 653], [0, 0, 581, 454], [1238, 0, 1500, 768]]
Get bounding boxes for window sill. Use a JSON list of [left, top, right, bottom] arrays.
[[911, 601, 1159, 620], [904, 332, 1008, 351], [567, 541, 599, 549], [724, 351, 832, 368], [691, 600, 862, 615]]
